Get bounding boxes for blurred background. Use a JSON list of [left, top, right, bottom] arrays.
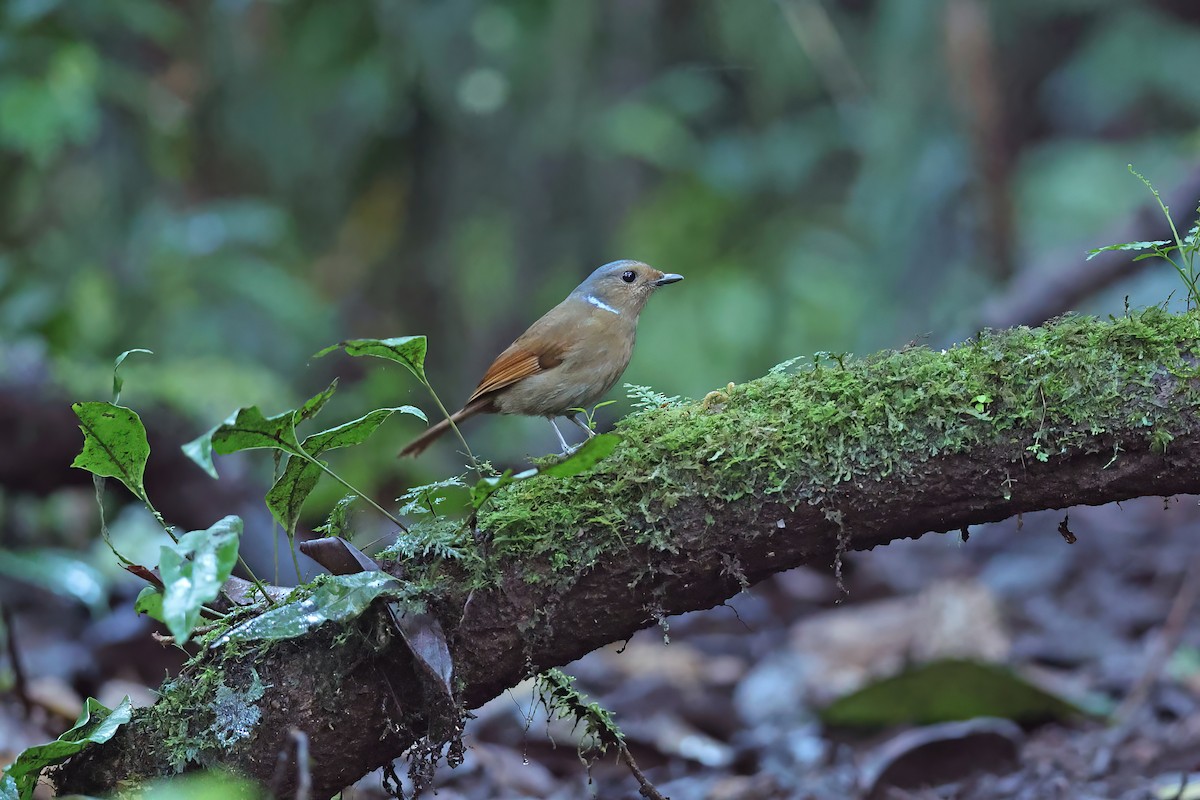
[[2, 1, 1200, 798]]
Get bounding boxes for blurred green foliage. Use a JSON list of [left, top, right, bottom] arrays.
[[1, 0, 1199, 531]]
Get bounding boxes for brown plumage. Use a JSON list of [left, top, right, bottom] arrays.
[[399, 259, 682, 457]]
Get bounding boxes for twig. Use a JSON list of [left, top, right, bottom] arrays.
[[1, 604, 31, 716], [1096, 554, 1200, 775], [1113, 554, 1200, 725], [617, 741, 668, 800]]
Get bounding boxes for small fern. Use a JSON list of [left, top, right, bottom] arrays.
[[624, 383, 685, 410]]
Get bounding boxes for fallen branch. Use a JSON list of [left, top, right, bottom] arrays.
[[55, 310, 1200, 797]]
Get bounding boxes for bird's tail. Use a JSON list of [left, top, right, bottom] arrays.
[[398, 399, 489, 458]]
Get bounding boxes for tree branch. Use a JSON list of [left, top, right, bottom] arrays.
[[55, 310, 1200, 797]]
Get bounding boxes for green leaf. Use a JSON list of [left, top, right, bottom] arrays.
[[183, 406, 305, 479], [111, 348, 153, 404], [70, 401, 150, 502], [540, 433, 621, 478], [305, 406, 427, 453], [159, 516, 242, 644], [112, 348, 153, 403], [1, 696, 132, 799], [470, 469, 521, 509], [181, 435, 216, 479], [468, 434, 621, 509], [819, 659, 1092, 728], [1085, 240, 1173, 260], [266, 406, 425, 535], [264, 462, 322, 538], [134, 586, 165, 622], [315, 336, 427, 381], [0, 549, 108, 615], [213, 572, 409, 646], [294, 379, 338, 426]]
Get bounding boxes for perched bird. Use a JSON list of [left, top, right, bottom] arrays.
[[399, 259, 683, 458]]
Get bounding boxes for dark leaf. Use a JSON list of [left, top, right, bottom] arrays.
[[125, 563, 164, 590], [298, 537, 381, 575], [389, 604, 454, 703]]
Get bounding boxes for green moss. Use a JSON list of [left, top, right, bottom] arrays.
[[468, 310, 1200, 586], [147, 663, 231, 773]]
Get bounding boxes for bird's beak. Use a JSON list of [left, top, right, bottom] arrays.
[[654, 273, 684, 286]]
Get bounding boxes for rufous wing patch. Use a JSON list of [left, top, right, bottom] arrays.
[[466, 343, 566, 404]]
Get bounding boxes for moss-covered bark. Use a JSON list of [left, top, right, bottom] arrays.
[[56, 310, 1200, 797]]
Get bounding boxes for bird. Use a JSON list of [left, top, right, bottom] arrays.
[[399, 259, 683, 458]]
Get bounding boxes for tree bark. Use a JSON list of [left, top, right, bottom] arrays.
[[54, 310, 1200, 798]]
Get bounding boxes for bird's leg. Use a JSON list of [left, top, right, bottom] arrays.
[[548, 417, 576, 455], [568, 413, 596, 438]]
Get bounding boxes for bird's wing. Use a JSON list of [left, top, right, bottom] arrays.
[[466, 341, 566, 404]]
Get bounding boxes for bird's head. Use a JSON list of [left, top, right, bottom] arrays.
[[570, 260, 683, 317]]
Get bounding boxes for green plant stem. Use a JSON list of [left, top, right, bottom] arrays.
[[143, 498, 179, 544], [234, 555, 277, 607], [308, 458, 409, 532], [1132, 165, 1200, 309], [1160, 254, 1200, 309], [422, 383, 482, 479], [289, 543, 304, 585]]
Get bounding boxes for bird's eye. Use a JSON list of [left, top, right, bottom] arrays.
[[621, 270, 636, 283]]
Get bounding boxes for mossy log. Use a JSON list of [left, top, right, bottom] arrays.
[[55, 310, 1200, 797]]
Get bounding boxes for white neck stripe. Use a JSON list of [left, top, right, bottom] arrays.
[[585, 294, 620, 315]]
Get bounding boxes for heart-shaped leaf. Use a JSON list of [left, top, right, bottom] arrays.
[[160, 516, 242, 643], [70, 402, 150, 502], [183, 406, 305, 478]]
